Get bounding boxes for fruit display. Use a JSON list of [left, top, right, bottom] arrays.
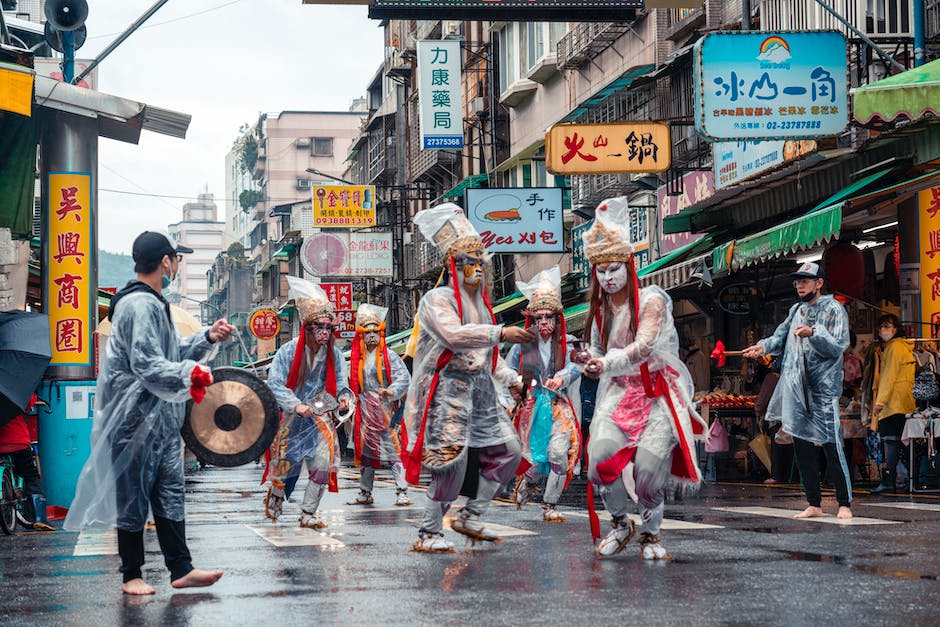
[[698, 391, 757, 408]]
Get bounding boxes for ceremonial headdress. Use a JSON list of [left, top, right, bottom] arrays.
[[287, 275, 334, 325], [413, 203, 483, 258], [355, 303, 388, 332], [517, 266, 563, 313], [582, 197, 635, 265]]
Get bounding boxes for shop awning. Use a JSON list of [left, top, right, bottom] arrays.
[[853, 58, 940, 125], [713, 202, 843, 273], [842, 167, 940, 208], [637, 234, 718, 291], [435, 173, 489, 203]]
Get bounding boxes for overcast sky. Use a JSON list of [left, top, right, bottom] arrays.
[[76, 0, 383, 253]]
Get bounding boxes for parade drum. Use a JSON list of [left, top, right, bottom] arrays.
[[183, 367, 279, 467]]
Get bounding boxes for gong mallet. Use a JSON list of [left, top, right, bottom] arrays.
[[709, 340, 744, 368]]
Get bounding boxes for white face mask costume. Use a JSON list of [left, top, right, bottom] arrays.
[[310, 321, 333, 347], [533, 310, 556, 338], [364, 330, 381, 349], [455, 253, 485, 287], [598, 262, 628, 294]]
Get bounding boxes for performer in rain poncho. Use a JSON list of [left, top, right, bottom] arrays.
[[347, 303, 413, 507], [573, 198, 706, 561], [743, 262, 852, 520], [64, 230, 234, 595], [402, 203, 535, 552], [505, 266, 582, 523], [263, 276, 353, 529]]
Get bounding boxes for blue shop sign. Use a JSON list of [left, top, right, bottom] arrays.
[[694, 31, 848, 141]]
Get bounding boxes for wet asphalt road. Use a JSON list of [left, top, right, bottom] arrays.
[[2, 463, 940, 626]]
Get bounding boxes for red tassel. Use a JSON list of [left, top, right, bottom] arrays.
[[449, 257, 464, 321], [189, 366, 212, 404], [587, 482, 601, 543], [349, 333, 362, 396], [404, 349, 454, 484], [286, 323, 307, 392], [630, 254, 640, 326]]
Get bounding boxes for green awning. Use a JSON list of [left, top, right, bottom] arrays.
[[807, 166, 897, 212], [636, 235, 715, 278], [273, 243, 296, 259], [713, 202, 843, 273], [854, 58, 940, 124], [435, 173, 489, 204]]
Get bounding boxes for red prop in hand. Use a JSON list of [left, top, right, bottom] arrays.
[[709, 340, 743, 368], [190, 366, 213, 404]]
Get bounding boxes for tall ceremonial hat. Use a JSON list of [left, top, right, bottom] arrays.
[[355, 303, 388, 331], [413, 202, 483, 258], [582, 196, 635, 265], [287, 275, 334, 325], [517, 265, 563, 313]]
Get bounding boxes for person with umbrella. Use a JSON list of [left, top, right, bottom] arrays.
[[64, 230, 235, 595], [742, 262, 852, 520]]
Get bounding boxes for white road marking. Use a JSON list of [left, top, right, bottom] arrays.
[[866, 502, 940, 513], [564, 511, 723, 530], [246, 524, 345, 548], [73, 530, 119, 556], [441, 515, 538, 537], [713, 506, 900, 525]]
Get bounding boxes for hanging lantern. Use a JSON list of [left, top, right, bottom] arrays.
[[822, 241, 864, 304]]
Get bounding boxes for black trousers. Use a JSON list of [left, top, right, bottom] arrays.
[[8, 447, 44, 497], [793, 437, 851, 508], [117, 516, 193, 583]]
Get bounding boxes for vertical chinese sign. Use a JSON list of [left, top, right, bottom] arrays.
[[322, 282, 355, 339], [919, 184, 940, 338], [46, 172, 93, 367], [571, 221, 591, 291], [417, 39, 463, 150]]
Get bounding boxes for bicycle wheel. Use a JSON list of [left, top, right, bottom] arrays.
[[0, 470, 15, 535]]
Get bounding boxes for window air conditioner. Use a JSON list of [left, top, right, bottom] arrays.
[[295, 138, 311, 149]]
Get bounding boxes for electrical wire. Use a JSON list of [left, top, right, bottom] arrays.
[[87, 0, 246, 41]]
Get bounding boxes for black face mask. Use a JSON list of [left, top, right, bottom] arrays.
[[800, 290, 818, 303]]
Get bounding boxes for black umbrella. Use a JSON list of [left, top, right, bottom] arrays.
[[0, 311, 52, 427]]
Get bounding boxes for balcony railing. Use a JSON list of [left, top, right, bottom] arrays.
[[557, 22, 634, 70], [762, 0, 913, 38], [928, 0, 940, 40]]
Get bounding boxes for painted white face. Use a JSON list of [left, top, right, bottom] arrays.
[[364, 329, 381, 349], [309, 321, 333, 346], [532, 309, 556, 338], [455, 253, 484, 287], [597, 262, 628, 294]]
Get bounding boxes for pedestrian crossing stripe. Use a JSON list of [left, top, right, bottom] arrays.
[[866, 502, 940, 513], [441, 515, 538, 537], [563, 511, 723, 530], [73, 530, 119, 556], [713, 506, 901, 525], [246, 524, 345, 548]]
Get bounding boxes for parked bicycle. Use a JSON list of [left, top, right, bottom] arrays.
[[0, 452, 34, 535]]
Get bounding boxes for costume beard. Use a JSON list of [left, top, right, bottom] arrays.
[[364, 331, 380, 348]]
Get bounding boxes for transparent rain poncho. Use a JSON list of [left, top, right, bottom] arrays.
[[354, 349, 410, 467], [64, 289, 216, 531], [760, 294, 850, 444]]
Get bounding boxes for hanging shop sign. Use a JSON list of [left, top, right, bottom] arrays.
[[712, 139, 817, 189], [322, 282, 353, 311], [0, 62, 34, 117], [300, 232, 393, 278], [333, 309, 355, 340], [312, 184, 376, 227], [656, 170, 713, 255], [417, 40, 464, 150], [571, 221, 592, 292], [918, 183, 940, 338], [367, 0, 643, 21], [465, 187, 564, 254], [46, 172, 94, 366], [628, 204, 651, 270], [546, 122, 671, 175], [717, 283, 755, 315], [248, 308, 281, 341], [694, 31, 848, 141]]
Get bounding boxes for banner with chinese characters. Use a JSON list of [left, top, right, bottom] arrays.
[[919, 184, 940, 338], [545, 122, 671, 174], [656, 171, 713, 255], [249, 308, 281, 340], [46, 172, 94, 366], [417, 40, 464, 150], [333, 310, 355, 340], [321, 283, 353, 311], [571, 221, 592, 291], [628, 204, 651, 270], [300, 232, 393, 277], [465, 188, 564, 254], [312, 184, 376, 227], [713, 139, 817, 188], [694, 31, 848, 141]]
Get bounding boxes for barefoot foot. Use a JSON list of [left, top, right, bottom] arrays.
[[836, 506, 853, 520], [122, 578, 156, 595], [171, 568, 223, 589], [793, 506, 824, 519]]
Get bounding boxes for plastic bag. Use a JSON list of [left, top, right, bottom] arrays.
[[705, 419, 729, 453]]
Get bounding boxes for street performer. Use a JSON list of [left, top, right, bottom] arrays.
[[263, 275, 353, 530], [574, 197, 705, 561], [506, 266, 582, 523], [348, 303, 413, 507], [403, 203, 535, 552]]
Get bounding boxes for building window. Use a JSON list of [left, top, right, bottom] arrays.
[[312, 137, 333, 156], [497, 23, 518, 94]]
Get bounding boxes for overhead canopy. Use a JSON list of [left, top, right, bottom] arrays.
[[853, 58, 940, 125], [435, 173, 489, 204], [712, 202, 842, 274], [637, 234, 719, 291]]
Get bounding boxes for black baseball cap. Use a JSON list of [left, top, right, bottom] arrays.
[[132, 230, 194, 272], [791, 261, 825, 280]]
